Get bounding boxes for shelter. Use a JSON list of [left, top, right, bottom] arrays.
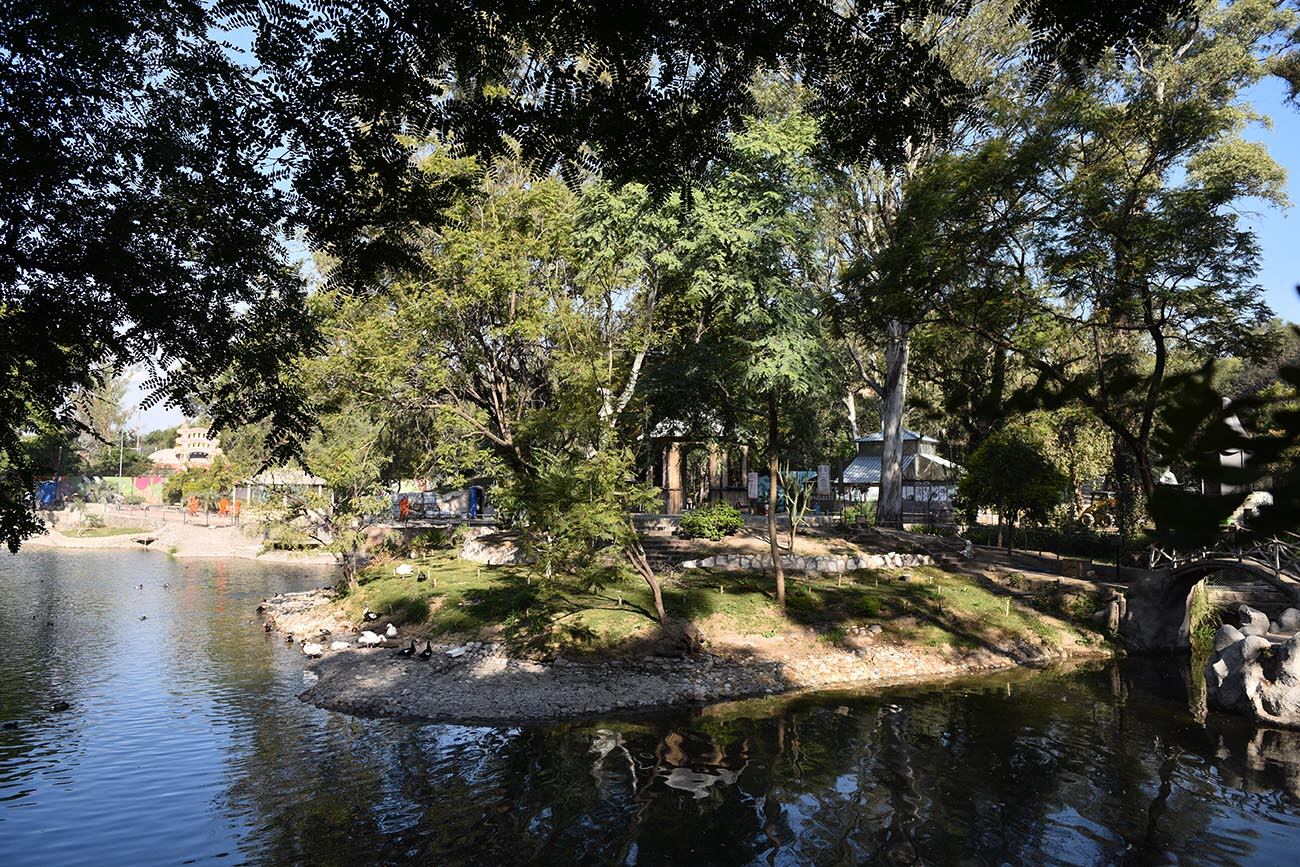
[[839, 429, 961, 505], [234, 468, 328, 504]]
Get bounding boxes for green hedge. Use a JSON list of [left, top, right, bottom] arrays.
[[679, 502, 745, 541], [962, 524, 1121, 562]]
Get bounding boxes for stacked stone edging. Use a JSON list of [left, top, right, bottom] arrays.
[[681, 552, 934, 572]]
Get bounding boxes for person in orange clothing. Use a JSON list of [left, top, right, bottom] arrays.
[[218, 496, 229, 520], [398, 495, 411, 522], [186, 495, 199, 523], [231, 498, 242, 527]]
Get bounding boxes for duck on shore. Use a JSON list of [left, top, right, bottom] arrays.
[[358, 631, 383, 647], [419, 641, 433, 660], [384, 623, 398, 639], [399, 640, 416, 657], [395, 563, 414, 576], [363, 607, 379, 622]]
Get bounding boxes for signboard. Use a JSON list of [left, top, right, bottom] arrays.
[[746, 471, 760, 500], [817, 465, 831, 496]]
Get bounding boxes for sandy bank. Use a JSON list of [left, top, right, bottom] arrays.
[[26, 510, 337, 566]]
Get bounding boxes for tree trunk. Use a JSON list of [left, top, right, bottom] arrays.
[[767, 391, 785, 610], [877, 319, 910, 529], [626, 541, 667, 626], [844, 388, 860, 440]]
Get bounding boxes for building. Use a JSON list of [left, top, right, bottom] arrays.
[[233, 468, 328, 503], [839, 429, 961, 505], [147, 423, 223, 470]]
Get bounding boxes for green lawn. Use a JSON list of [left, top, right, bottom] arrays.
[[338, 553, 1102, 657], [63, 526, 148, 538]]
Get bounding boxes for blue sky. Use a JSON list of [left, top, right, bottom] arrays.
[[1241, 78, 1300, 324], [131, 77, 1300, 433]]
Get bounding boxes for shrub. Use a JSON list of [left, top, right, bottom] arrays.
[[857, 595, 883, 618], [679, 502, 745, 541], [842, 501, 877, 527], [81, 512, 106, 529]]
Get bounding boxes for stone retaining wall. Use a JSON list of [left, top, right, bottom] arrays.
[[681, 552, 935, 572]]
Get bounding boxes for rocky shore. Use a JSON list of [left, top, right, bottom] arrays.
[[260, 589, 1109, 725]]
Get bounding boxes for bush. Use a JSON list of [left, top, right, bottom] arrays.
[[81, 512, 106, 529], [842, 502, 876, 527], [857, 595, 883, 618], [910, 522, 956, 537], [679, 502, 745, 541], [962, 524, 1121, 562]]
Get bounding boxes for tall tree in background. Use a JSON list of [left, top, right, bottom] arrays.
[[829, 0, 1033, 528]]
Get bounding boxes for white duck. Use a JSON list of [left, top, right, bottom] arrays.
[[329, 640, 350, 651], [384, 623, 398, 639], [394, 563, 415, 576], [301, 642, 324, 658], [358, 631, 383, 647]]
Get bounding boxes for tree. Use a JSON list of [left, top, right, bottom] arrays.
[[829, 0, 1037, 529], [2, 0, 1195, 551], [2, 1, 315, 550], [958, 431, 1068, 551], [654, 103, 830, 609]]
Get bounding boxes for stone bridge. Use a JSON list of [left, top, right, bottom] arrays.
[[1121, 534, 1300, 653]]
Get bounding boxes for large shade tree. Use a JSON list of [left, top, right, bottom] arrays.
[[1, 0, 1198, 550]]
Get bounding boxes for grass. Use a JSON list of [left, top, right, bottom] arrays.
[[62, 526, 148, 538], [334, 553, 1096, 658], [1188, 580, 1224, 653]]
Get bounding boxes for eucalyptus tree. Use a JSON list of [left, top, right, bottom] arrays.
[[827, 0, 1036, 528]]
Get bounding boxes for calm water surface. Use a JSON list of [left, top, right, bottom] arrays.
[[2, 549, 1300, 865]]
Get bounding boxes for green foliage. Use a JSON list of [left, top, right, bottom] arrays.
[[856, 595, 882, 618], [1188, 581, 1224, 654], [959, 430, 1068, 537], [841, 502, 877, 527], [679, 502, 746, 541]]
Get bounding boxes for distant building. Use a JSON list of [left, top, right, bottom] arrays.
[[839, 429, 961, 503], [147, 423, 222, 470]]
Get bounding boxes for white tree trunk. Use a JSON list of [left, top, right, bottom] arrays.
[[877, 319, 909, 529]]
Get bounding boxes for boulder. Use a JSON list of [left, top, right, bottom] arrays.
[[1281, 608, 1300, 632], [460, 533, 531, 565], [1236, 604, 1271, 638], [1207, 633, 1300, 728], [1214, 623, 1245, 652]]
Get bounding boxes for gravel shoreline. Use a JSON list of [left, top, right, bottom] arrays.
[[262, 589, 1111, 724]]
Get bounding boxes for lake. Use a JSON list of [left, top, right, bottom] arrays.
[[1, 549, 1299, 865]]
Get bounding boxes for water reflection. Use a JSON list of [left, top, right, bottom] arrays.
[[3, 551, 1300, 864]]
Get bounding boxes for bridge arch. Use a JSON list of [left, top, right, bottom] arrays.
[[1122, 557, 1300, 652]]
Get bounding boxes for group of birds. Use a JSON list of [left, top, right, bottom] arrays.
[[297, 609, 433, 660]]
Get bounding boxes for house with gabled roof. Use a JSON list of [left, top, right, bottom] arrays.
[[839, 428, 961, 503]]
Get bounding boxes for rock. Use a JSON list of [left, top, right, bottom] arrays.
[[459, 533, 531, 565], [302, 642, 324, 658], [1208, 633, 1300, 728], [1237, 604, 1271, 638], [1214, 623, 1246, 652], [446, 646, 467, 658], [867, 624, 883, 635], [1282, 608, 1300, 632]]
